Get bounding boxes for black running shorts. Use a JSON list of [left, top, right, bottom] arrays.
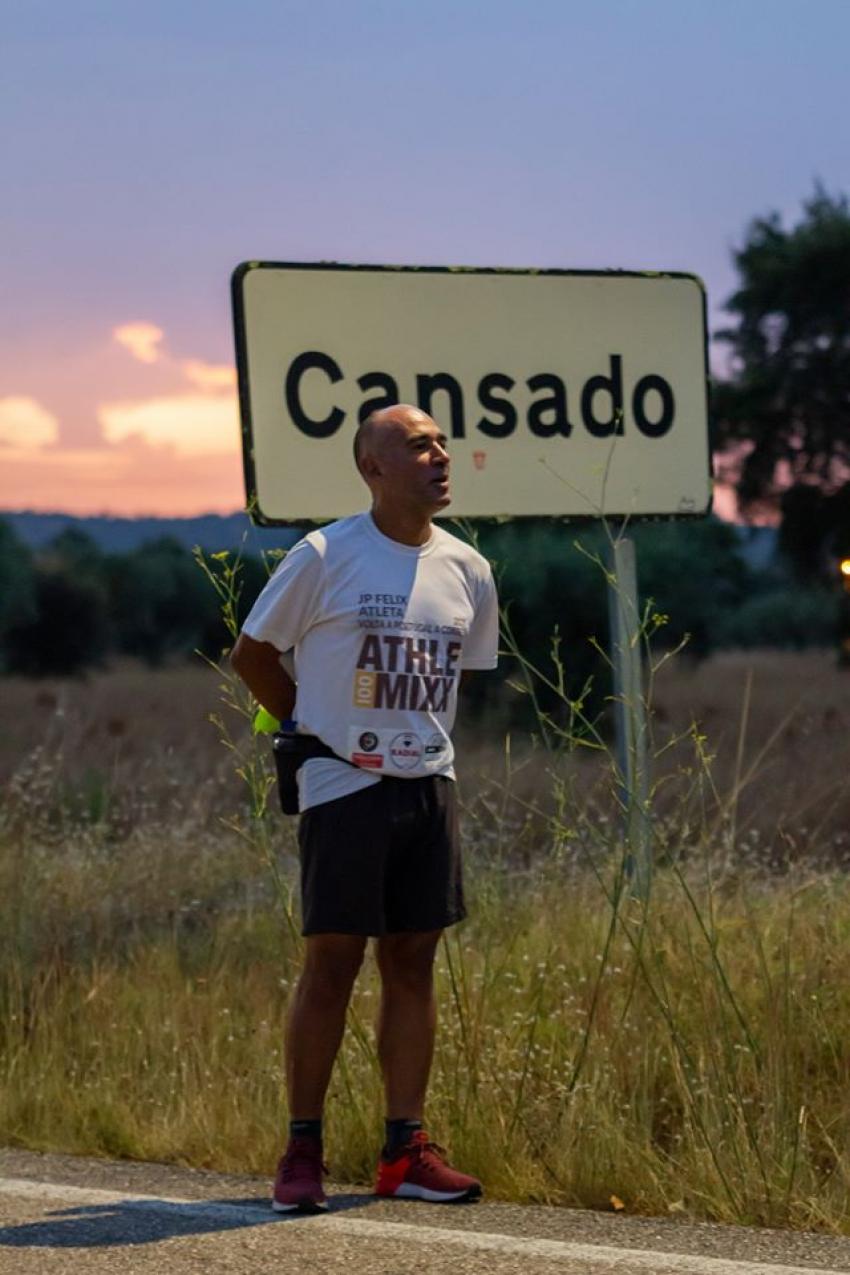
[[297, 776, 465, 937]]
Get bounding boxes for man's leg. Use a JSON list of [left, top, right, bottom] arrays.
[[286, 932, 367, 1117], [375, 929, 442, 1119], [373, 927, 482, 1202], [274, 933, 366, 1214]]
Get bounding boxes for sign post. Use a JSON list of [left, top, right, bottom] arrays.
[[605, 533, 651, 897], [232, 262, 711, 884]]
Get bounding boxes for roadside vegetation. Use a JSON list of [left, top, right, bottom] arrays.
[[2, 630, 850, 1229], [0, 513, 843, 685]]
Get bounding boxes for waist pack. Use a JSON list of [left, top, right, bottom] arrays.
[[271, 731, 355, 815]]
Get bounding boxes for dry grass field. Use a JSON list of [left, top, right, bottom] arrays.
[[2, 650, 850, 1228], [2, 648, 848, 848]]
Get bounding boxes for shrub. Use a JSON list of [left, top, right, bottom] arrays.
[[717, 587, 836, 650]]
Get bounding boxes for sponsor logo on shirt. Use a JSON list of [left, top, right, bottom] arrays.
[[352, 752, 384, 768], [389, 732, 423, 770], [358, 731, 379, 752], [424, 732, 447, 755], [352, 633, 462, 712]]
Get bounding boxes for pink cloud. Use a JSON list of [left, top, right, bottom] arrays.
[[98, 392, 239, 456], [0, 396, 60, 448], [181, 360, 237, 392], [0, 323, 250, 514], [113, 322, 165, 364]]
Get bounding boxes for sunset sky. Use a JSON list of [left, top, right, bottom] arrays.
[[2, 0, 848, 517]]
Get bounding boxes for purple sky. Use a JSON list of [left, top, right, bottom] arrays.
[[2, 0, 848, 514]]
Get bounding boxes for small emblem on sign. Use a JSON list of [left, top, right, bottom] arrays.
[[473, 451, 486, 470]]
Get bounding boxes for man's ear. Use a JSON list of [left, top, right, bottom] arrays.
[[360, 453, 382, 479]]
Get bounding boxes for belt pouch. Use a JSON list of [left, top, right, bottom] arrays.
[[272, 730, 310, 815]]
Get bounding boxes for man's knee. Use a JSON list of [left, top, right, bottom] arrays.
[[376, 930, 442, 993], [300, 934, 367, 1004]]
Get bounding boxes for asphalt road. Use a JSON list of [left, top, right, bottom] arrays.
[[1, 1148, 850, 1275]]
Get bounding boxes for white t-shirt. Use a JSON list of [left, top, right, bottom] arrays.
[[242, 512, 499, 810]]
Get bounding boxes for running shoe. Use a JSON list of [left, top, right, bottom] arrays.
[[375, 1130, 482, 1202], [272, 1135, 329, 1213]]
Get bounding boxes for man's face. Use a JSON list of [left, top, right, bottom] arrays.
[[371, 410, 451, 512]]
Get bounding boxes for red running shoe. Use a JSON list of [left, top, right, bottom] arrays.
[[375, 1130, 482, 1202], [272, 1136, 328, 1213]]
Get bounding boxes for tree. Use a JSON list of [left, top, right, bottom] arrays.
[[464, 517, 753, 729], [5, 570, 110, 676], [107, 537, 218, 665], [0, 519, 36, 670], [42, 527, 106, 579], [2, 526, 111, 677], [777, 482, 850, 579], [714, 186, 850, 560], [633, 518, 752, 658]]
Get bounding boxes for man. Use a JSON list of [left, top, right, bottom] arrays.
[[231, 404, 499, 1213]]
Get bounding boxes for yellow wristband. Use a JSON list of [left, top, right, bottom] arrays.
[[252, 707, 280, 735]]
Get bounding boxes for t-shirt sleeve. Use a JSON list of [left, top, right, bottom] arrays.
[[462, 565, 499, 669], [241, 537, 324, 652]]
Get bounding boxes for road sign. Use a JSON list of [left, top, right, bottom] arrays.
[[232, 262, 711, 523]]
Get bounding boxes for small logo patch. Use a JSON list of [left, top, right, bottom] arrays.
[[424, 732, 447, 756], [389, 732, 423, 770], [358, 731, 379, 752], [352, 669, 376, 708], [352, 752, 383, 769]]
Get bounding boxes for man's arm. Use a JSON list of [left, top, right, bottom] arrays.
[[231, 633, 297, 723]]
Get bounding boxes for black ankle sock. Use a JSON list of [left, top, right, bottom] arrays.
[[383, 1118, 422, 1157], [289, 1118, 322, 1143]]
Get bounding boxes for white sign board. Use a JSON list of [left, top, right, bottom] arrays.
[[232, 263, 711, 522]]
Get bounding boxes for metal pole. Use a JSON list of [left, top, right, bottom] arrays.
[[605, 534, 651, 898]]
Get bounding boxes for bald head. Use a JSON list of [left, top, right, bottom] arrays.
[[351, 403, 451, 520], [353, 404, 433, 476]]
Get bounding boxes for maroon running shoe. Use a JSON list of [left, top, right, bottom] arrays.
[[375, 1130, 482, 1202], [272, 1136, 328, 1213]]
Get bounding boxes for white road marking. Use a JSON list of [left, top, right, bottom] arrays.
[[0, 1175, 844, 1275]]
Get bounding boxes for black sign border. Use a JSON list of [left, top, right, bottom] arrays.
[[231, 260, 712, 528]]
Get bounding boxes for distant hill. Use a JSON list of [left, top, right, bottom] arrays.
[[1, 509, 780, 574], [1, 511, 301, 555]]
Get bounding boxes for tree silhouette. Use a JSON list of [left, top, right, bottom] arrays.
[[714, 186, 850, 554], [0, 519, 36, 670]]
